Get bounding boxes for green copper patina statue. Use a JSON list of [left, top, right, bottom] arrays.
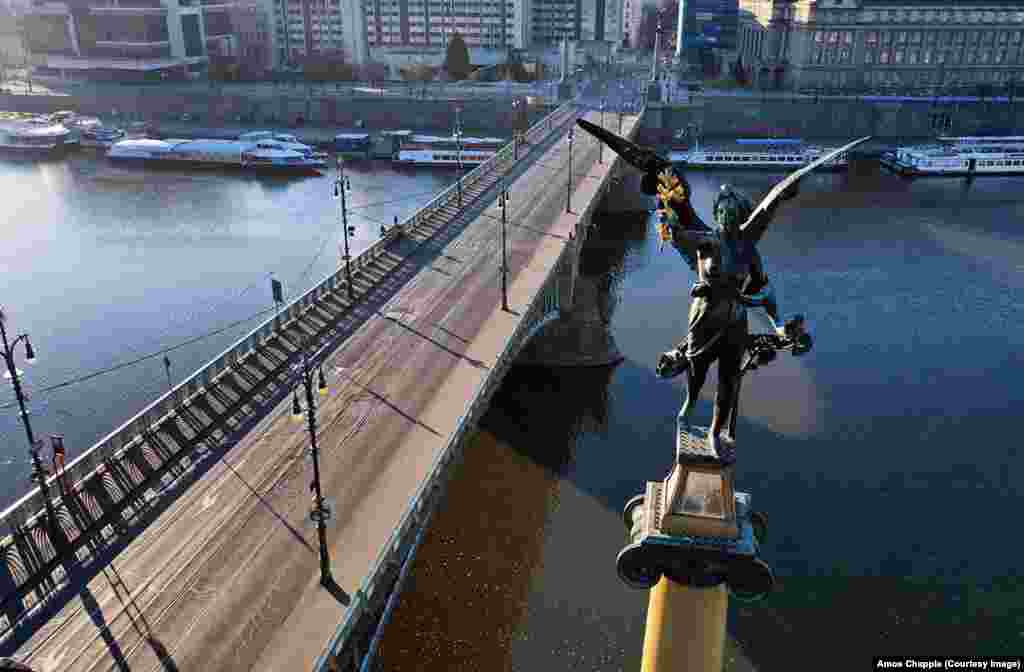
[[575, 118, 869, 456]]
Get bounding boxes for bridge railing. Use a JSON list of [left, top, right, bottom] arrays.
[[313, 237, 572, 672], [0, 101, 578, 602], [317, 104, 647, 670]]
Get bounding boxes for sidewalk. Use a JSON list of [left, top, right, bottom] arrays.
[[253, 109, 625, 671]]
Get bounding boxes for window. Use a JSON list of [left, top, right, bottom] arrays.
[[908, 49, 918, 64], [881, 31, 891, 45], [879, 49, 889, 64], [979, 49, 990, 63], [843, 31, 852, 45], [925, 31, 936, 45], [982, 30, 995, 46], [894, 49, 904, 63], [910, 31, 921, 44], [968, 31, 979, 45], [864, 50, 874, 64], [865, 30, 878, 45], [923, 49, 932, 64]]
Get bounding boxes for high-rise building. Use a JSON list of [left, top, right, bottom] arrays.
[[361, 0, 525, 51], [269, 0, 366, 67], [530, 0, 621, 45], [22, 0, 235, 80]]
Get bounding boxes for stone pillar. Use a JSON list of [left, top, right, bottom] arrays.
[[517, 272, 623, 367]]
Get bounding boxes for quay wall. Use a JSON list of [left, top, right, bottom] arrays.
[[637, 97, 1024, 144], [0, 90, 552, 135]]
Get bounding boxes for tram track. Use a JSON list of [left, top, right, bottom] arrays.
[[8, 103, 586, 670]]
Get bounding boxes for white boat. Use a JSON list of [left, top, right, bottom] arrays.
[[394, 134, 505, 166], [670, 137, 850, 171], [107, 137, 326, 174], [0, 117, 74, 157], [63, 115, 126, 149], [237, 131, 329, 162], [880, 135, 1024, 176]]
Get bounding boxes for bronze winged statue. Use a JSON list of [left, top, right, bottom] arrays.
[[576, 119, 870, 456]]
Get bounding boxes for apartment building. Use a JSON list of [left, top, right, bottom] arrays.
[[22, 0, 234, 80], [270, 0, 366, 66]]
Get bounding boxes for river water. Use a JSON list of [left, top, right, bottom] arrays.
[[0, 153, 455, 509], [374, 167, 1024, 669], [2, 154, 1023, 667]]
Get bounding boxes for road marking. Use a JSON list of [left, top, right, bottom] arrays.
[[33, 646, 68, 672], [199, 493, 218, 514]]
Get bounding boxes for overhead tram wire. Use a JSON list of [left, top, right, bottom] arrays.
[[0, 306, 276, 412], [0, 182, 485, 411]]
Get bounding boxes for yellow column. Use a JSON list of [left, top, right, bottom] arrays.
[[640, 578, 728, 672]]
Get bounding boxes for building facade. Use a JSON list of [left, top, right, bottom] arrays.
[[270, 0, 366, 67], [229, 0, 270, 75], [361, 0, 525, 51], [736, 0, 1024, 90], [23, 0, 235, 80]]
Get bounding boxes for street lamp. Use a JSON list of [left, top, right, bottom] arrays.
[[290, 343, 334, 587], [454, 106, 464, 207], [1, 307, 64, 551], [512, 98, 521, 160], [599, 98, 606, 164], [334, 156, 355, 301], [565, 126, 575, 213], [497, 179, 510, 312]]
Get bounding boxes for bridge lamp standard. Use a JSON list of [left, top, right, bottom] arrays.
[[1, 308, 65, 552], [512, 98, 521, 161], [497, 179, 510, 312], [334, 156, 355, 301], [454, 106, 464, 207], [565, 126, 575, 214], [291, 345, 334, 587]]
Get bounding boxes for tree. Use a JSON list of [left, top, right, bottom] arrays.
[[444, 31, 472, 81]]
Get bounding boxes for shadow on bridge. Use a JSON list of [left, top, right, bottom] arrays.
[[1, 105, 583, 658]]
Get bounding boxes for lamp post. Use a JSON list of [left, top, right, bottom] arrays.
[[565, 126, 574, 213], [334, 156, 354, 301], [1, 307, 63, 551], [454, 106, 463, 207], [498, 178, 510, 312], [291, 343, 334, 587], [599, 98, 606, 164], [512, 98, 521, 160]]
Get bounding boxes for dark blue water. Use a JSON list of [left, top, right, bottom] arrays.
[[0, 154, 455, 509], [377, 166, 1024, 669]]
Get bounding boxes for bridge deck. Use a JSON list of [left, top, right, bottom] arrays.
[[10, 109, 639, 672]]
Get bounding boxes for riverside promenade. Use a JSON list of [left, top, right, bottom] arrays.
[[3, 100, 641, 671]]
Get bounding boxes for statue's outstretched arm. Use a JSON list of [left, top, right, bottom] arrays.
[[740, 249, 781, 329], [657, 204, 713, 271]]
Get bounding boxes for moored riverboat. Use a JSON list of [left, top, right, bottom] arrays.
[[880, 135, 1024, 176], [393, 134, 505, 167], [334, 132, 372, 159], [0, 117, 74, 158], [107, 138, 326, 174], [670, 137, 850, 171]]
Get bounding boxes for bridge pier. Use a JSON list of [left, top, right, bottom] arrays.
[[517, 161, 650, 368]]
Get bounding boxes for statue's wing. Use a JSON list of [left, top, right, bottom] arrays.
[[575, 118, 673, 177], [740, 136, 872, 245]]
